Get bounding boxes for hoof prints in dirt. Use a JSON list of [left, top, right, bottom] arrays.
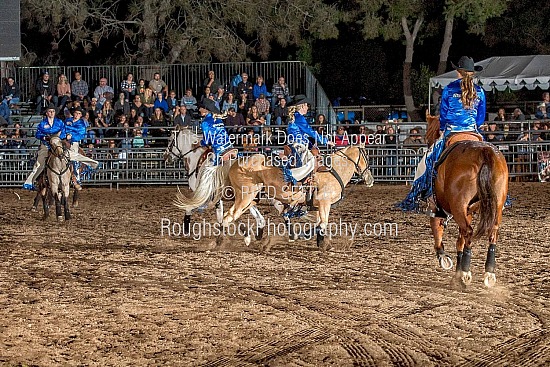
[[203, 328, 332, 366]]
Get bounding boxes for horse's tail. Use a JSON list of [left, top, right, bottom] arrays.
[[474, 147, 499, 240], [174, 163, 225, 211]]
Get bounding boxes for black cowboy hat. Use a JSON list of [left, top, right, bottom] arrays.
[[288, 94, 312, 107], [197, 98, 221, 114], [451, 56, 483, 72], [72, 107, 83, 114]]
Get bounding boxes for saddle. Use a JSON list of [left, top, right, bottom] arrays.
[[281, 145, 329, 173], [445, 131, 483, 148]]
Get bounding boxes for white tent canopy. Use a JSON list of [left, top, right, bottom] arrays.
[[430, 55, 550, 92]]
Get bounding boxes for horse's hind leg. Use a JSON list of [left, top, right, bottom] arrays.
[[72, 188, 79, 208], [431, 217, 453, 270], [452, 209, 474, 287], [55, 194, 63, 221], [483, 201, 503, 288], [32, 192, 40, 212]]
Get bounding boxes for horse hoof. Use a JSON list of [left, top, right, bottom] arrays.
[[483, 272, 496, 288], [461, 271, 472, 286], [31, 206, 37, 212], [438, 254, 454, 270], [57, 216, 64, 222], [244, 236, 251, 247]]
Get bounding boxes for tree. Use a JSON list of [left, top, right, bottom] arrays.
[[21, 0, 342, 65]]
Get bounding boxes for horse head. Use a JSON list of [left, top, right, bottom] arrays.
[[163, 125, 200, 164], [49, 136, 65, 157], [341, 145, 374, 187], [425, 112, 441, 146]]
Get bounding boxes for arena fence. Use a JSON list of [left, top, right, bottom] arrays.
[[1, 122, 549, 188]]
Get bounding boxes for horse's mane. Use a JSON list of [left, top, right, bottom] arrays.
[[426, 113, 440, 146]]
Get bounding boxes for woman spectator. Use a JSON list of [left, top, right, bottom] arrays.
[[353, 125, 370, 145], [92, 110, 109, 143], [238, 90, 252, 116], [334, 125, 349, 147], [57, 74, 72, 110], [167, 90, 179, 117], [149, 107, 169, 145], [213, 86, 225, 106], [200, 86, 211, 104], [142, 88, 155, 118], [252, 76, 268, 101], [131, 95, 147, 120], [246, 105, 265, 134], [102, 100, 115, 127], [8, 122, 27, 157], [114, 92, 130, 116], [222, 92, 238, 113], [136, 79, 147, 100], [120, 73, 136, 100]]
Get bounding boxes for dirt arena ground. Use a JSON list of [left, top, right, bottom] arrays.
[[0, 182, 549, 366]]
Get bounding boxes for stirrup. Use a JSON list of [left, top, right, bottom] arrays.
[[22, 183, 36, 191]]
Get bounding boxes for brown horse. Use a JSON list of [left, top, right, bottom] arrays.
[[425, 114, 509, 288]]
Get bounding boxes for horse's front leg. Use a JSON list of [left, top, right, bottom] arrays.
[[431, 217, 453, 270], [453, 211, 474, 287], [317, 200, 331, 251], [183, 210, 191, 236]]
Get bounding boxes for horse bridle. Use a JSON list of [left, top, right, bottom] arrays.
[[46, 140, 72, 177], [334, 146, 371, 182], [167, 129, 204, 175]]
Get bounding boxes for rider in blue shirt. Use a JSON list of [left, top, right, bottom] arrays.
[[286, 95, 334, 183], [199, 98, 234, 165], [23, 104, 66, 190], [398, 56, 486, 213]]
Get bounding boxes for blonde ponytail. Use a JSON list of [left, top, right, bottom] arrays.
[[459, 70, 477, 109]]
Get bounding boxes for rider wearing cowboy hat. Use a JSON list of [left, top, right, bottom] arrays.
[[198, 98, 235, 165], [23, 104, 66, 190], [285, 94, 334, 184], [398, 56, 486, 214]]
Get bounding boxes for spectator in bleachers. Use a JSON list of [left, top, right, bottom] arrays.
[[238, 90, 252, 117], [221, 92, 237, 113], [120, 73, 136, 100], [128, 108, 138, 125], [213, 85, 225, 107], [246, 105, 265, 134], [486, 121, 503, 143], [315, 114, 327, 127], [102, 100, 116, 137], [225, 107, 245, 134], [200, 86, 211, 104], [403, 127, 425, 147], [137, 79, 147, 100], [131, 95, 147, 119], [149, 107, 169, 145], [132, 128, 145, 148], [540, 122, 550, 141], [94, 77, 114, 110], [0, 126, 7, 148], [254, 93, 271, 125], [253, 75, 267, 101], [334, 125, 349, 147], [208, 93, 221, 111], [0, 99, 12, 126], [237, 72, 253, 100], [135, 115, 149, 138], [154, 91, 169, 114], [272, 98, 289, 125], [173, 105, 193, 128], [3, 77, 20, 106], [271, 76, 290, 109], [114, 92, 130, 116], [56, 74, 71, 111], [535, 102, 549, 120], [203, 70, 221, 94], [167, 90, 179, 117], [35, 71, 57, 114], [512, 107, 525, 121], [494, 107, 508, 123], [71, 71, 89, 103], [149, 72, 168, 97], [142, 88, 155, 118], [181, 88, 198, 111], [353, 125, 370, 145], [384, 125, 398, 176], [8, 122, 26, 156], [91, 110, 109, 143]]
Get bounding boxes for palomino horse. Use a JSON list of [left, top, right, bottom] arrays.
[[44, 136, 72, 221], [425, 114, 509, 287], [222, 145, 374, 250], [164, 126, 268, 245]]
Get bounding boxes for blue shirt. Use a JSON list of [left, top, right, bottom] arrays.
[[64, 117, 87, 143], [253, 84, 267, 100], [36, 117, 66, 143], [287, 112, 328, 146], [439, 79, 486, 134], [154, 99, 169, 113], [201, 113, 232, 153]]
